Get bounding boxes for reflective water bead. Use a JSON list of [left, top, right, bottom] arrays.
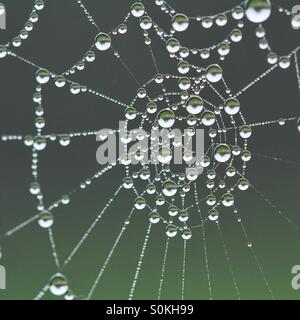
[[139, 16, 153, 30], [182, 228, 192, 240], [224, 98, 240, 115], [291, 14, 300, 30], [172, 14, 189, 32], [186, 95, 204, 115], [238, 178, 250, 191], [222, 193, 235, 207], [166, 225, 177, 237], [206, 64, 223, 83], [122, 177, 134, 189], [30, 182, 40, 195], [278, 56, 291, 69], [59, 135, 71, 146], [38, 211, 54, 228], [166, 38, 180, 53], [134, 197, 146, 210], [214, 144, 231, 163], [54, 75, 66, 88], [267, 52, 278, 64], [239, 125, 252, 139], [245, 0, 272, 23], [168, 205, 179, 217], [162, 180, 178, 197], [232, 6, 245, 20], [230, 29, 243, 42], [149, 211, 160, 224], [202, 16, 213, 29], [178, 210, 189, 222], [158, 109, 175, 128], [215, 14, 227, 27], [208, 209, 219, 221], [131, 2, 145, 17], [125, 107, 137, 120], [201, 111, 215, 126], [95, 33, 111, 51], [0, 45, 8, 58], [36, 69, 50, 84], [34, 136, 47, 151], [49, 273, 69, 296], [177, 60, 190, 74]]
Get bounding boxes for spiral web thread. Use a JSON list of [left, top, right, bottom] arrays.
[[0, 0, 300, 300]]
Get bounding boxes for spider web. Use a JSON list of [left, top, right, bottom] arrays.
[[0, 0, 300, 300]]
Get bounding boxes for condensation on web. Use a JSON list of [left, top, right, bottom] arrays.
[[0, 0, 300, 300]]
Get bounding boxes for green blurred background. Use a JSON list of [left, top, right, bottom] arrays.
[[0, 0, 300, 300]]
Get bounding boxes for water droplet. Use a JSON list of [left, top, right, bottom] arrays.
[[55, 75, 66, 88], [224, 98, 240, 115], [59, 135, 70, 146], [149, 211, 160, 224], [36, 69, 50, 84], [245, 0, 272, 23], [238, 178, 250, 191], [182, 228, 192, 240], [158, 109, 175, 128], [134, 197, 146, 210], [162, 180, 178, 197], [95, 33, 111, 51], [172, 14, 189, 32], [208, 209, 219, 221], [122, 177, 134, 189], [30, 182, 40, 195], [38, 211, 54, 228], [291, 14, 300, 30], [166, 38, 180, 53], [166, 224, 177, 237], [168, 206, 179, 217], [278, 56, 291, 69], [49, 273, 69, 296], [131, 2, 145, 17], [34, 136, 46, 151], [186, 95, 204, 115], [201, 111, 216, 126], [214, 144, 231, 163], [222, 193, 235, 207], [0, 45, 8, 58], [139, 16, 153, 30], [206, 64, 223, 83]]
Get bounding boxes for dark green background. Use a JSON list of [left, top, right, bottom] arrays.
[[0, 0, 300, 300]]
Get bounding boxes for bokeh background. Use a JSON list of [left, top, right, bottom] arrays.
[[0, 0, 300, 300]]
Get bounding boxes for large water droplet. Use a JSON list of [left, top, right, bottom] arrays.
[[95, 33, 111, 51], [162, 180, 178, 197], [158, 109, 175, 128], [206, 64, 223, 83], [49, 273, 69, 296], [172, 14, 189, 32], [224, 98, 240, 115], [214, 144, 231, 163], [245, 0, 271, 23], [186, 96, 204, 115]]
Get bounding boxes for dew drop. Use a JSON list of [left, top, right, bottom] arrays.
[[214, 144, 231, 163], [245, 0, 272, 23], [172, 14, 189, 32], [206, 64, 223, 83], [95, 33, 111, 51], [49, 273, 69, 296]]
